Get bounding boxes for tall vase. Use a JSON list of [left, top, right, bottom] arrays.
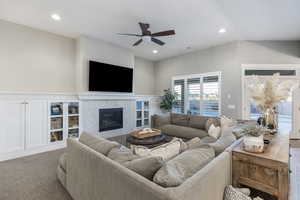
[[263, 108, 278, 133]]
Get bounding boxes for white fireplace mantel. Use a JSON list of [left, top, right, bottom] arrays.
[[78, 92, 160, 101]]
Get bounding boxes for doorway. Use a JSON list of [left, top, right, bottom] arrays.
[[242, 65, 300, 135]]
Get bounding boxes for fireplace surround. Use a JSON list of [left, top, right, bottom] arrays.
[[99, 108, 123, 132]]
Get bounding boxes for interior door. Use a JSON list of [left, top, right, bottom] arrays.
[[25, 100, 48, 149], [0, 101, 25, 153]]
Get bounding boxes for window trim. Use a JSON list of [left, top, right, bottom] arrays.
[[171, 71, 222, 116]]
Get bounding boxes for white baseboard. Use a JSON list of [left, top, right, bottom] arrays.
[[0, 143, 66, 162]]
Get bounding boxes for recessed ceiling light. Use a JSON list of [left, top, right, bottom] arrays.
[[51, 14, 61, 21], [218, 28, 226, 34], [152, 50, 158, 54]]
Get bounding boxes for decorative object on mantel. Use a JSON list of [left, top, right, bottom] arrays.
[[247, 73, 297, 133], [131, 128, 161, 139], [160, 89, 177, 113], [241, 126, 269, 153]]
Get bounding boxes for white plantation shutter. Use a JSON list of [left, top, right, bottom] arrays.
[[187, 78, 201, 114], [202, 76, 220, 116], [172, 72, 221, 116], [173, 79, 185, 113]]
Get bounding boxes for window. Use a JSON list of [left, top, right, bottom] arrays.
[[172, 72, 221, 116], [172, 79, 185, 113]]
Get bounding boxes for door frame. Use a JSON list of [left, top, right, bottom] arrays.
[[241, 64, 300, 120]]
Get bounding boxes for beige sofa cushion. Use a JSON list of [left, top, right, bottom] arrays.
[[123, 157, 164, 180], [79, 132, 120, 155], [170, 113, 189, 127], [107, 146, 140, 163], [152, 114, 171, 129], [209, 128, 237, 155], [57, 165, 66, 188], [161, 124, 208, 139], [59, 153, 67, 172], [188, 115, 208, 130], [153, 146, 215, 187]]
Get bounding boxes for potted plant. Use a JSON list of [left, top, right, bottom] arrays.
[[160, 89, 177, 113]]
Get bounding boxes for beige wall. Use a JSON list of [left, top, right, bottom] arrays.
[[154, 41, 300, 118], [134, 57, 155, 95], [0, 20, 76, 93], [76, 36, 135, 93]]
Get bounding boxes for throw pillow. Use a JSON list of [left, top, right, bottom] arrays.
[[123, 156, 164, 180], [205, 117, 221, 132], [79, 132, 120, 155], [107, 145, 140, 164], [133, 138, 186, 161], [209, 128, 236, 155], [153, 146, 215, 187], [188, 115, 208, 130], [208, 124, 221, 139], [224, 185, 251, 200]]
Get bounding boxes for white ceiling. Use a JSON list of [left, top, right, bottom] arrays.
[[0, 0, 300, 61]]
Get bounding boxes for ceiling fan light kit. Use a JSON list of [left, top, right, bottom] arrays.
[[118, 22, 175, 46]]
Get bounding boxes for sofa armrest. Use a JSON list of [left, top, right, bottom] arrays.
[[151, 114, 171, 129], [66, 138, 172, 200], [168, 152, 231, 200]]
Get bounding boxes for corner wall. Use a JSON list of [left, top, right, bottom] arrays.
[[154, 41, 300, 118], [134, 57, 155, 95]]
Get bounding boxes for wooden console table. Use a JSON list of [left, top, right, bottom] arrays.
[[232, 134, 289, 200]]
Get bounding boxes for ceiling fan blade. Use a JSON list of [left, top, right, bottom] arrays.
[[139, 22, 150, 35], [151, 37, 165, 46], [118, 33, 142, 37], [151, 30, 175, 37], [133, 39, 143, 46]]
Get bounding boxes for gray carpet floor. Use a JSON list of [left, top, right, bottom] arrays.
[[0, 149, 72, 200]]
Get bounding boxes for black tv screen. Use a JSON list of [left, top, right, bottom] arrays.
[[89, 60, 133, 93]]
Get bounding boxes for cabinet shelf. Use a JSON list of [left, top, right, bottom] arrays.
[[50, 115, 63, 118], [50, 128, 63, 132], [68, 127, 79, 130], [49, 101, 80, 143]]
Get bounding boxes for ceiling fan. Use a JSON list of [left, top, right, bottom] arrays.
[[118, 22, 175, 46]]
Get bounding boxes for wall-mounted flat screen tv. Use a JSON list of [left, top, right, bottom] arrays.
[[89, 60, 133, 93]]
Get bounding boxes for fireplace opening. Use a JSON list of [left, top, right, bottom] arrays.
[[99, 108, 123, 132]]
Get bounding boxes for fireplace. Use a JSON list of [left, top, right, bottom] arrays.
[[99, 108, 123, 132]]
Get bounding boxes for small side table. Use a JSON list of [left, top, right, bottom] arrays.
[[232, 134, 290, 200]]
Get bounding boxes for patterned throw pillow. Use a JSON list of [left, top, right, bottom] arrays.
[[224, 185, 252, 200], [132, 138, 187, 161]]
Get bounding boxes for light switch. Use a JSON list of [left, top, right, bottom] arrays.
[[227, 94, 231, 99]]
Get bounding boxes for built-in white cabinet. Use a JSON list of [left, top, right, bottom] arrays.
[[49, 101, 80, 144], [0, 98, 80, 161], [135, 100, 150, 128], [26, 100, 48, 149], [0, 101, 25, 154]]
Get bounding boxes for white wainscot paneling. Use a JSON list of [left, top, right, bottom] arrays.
[[26, 100, 48, 149], [0, 101, 25, 153]]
